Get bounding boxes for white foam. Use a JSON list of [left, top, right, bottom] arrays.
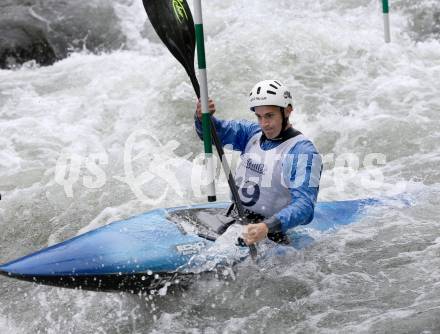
[[1, 0, 440, 332], [183, 224, 248, 274], [0, 315, 22, 334]]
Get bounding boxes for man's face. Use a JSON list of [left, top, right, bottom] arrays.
[[254, 105, 284, 139]]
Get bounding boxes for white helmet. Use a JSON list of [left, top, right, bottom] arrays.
[[249, 80, 293, 111]]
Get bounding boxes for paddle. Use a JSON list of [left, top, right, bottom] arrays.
[[142, 0, 257, 259], [142, 0, 200, 96], [144, 0, 216, 201]]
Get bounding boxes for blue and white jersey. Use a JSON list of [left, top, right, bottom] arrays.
[[195, 115, 322, 233]]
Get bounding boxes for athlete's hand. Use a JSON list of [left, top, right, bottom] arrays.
[[243, 222, 268, 245], [195, 98, 216, 120]]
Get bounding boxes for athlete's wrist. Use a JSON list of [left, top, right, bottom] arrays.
[[263, 216, 282, 233]]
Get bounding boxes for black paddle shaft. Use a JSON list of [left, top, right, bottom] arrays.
[[209, 118, 246, 217]]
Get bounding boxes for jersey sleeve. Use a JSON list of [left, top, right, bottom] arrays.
[[273, 141, 322, 233], [194, 113, 261, 153]]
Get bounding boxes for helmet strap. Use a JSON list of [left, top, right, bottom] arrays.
[[273, 107, 288, 139]]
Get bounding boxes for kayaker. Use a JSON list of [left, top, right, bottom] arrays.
[[194, 80, 322, 245]]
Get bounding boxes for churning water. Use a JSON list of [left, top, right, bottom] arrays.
[[1, 0, 440, 333]]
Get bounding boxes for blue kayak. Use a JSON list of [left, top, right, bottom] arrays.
[[0, 199, 379, 292]]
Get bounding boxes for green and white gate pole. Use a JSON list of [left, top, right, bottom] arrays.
[[194, 0, 216, 202], [382, 0, 391, 43]]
